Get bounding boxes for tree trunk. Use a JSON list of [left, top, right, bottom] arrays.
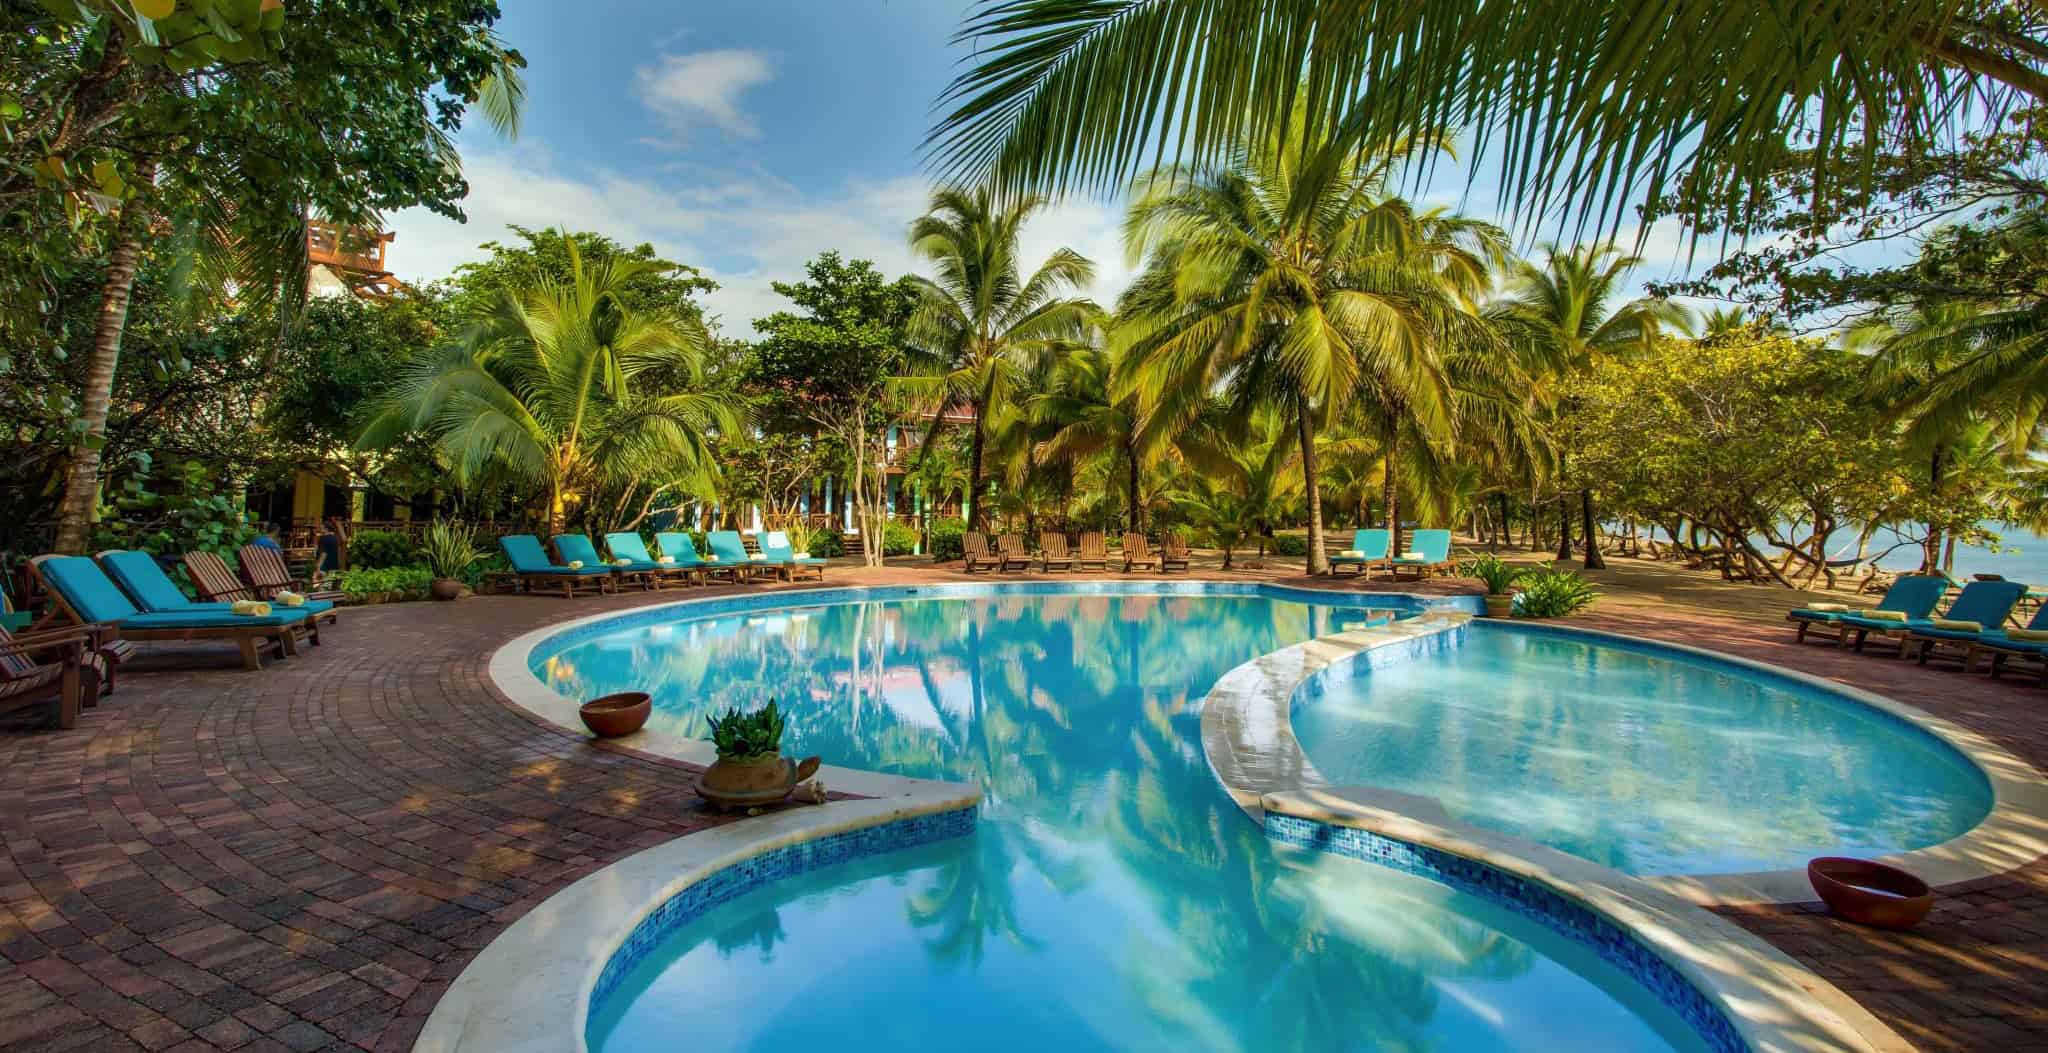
[[1381, 435, 1401, 557], [1296, 401, 1327, 575], [1579, 488, 1605, 569], [1922, 445, 1945, 573], [52, 156, 158, 553], [1555, 496, 1573, 561], [1494, 492, 1511, 552], [1126, 444, 1141, 533], [966, 409, 987, 532], [548, 481, 567, 537]]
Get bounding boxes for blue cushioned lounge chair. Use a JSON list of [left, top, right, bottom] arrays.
[[1327, 529, 1390, 577], [708, 530, 776, 582], [607, 532, 697, 589], [1786, 574, 1947, 646], [1905, 597, 2048, 674], [500, 535, 613, 598], [1842, 579, 2027, 658], [762, 530, 827, 582], [32, 555, 299, 670], [555, 534, 656, 592], [99, 549, 329, 647], [1388, 529, 1453, 579], [654, 531, 742, 585]]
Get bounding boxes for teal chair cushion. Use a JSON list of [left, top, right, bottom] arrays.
[[552, 534, 605, 567], [120, 609, 307, 630], [100, 550, 216, 612], [654, 532, 705, 565], [39, 556, 142, 623]]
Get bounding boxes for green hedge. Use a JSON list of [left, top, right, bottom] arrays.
[[337, 565, 432, 603], [1266, 533, 1310, 556], [348, 529, 421, 569], [926, 518, 967, 561], [882, 522, 920, 557]]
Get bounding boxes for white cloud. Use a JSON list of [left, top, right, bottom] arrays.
[[383, 149, 1134, 333], [632, 49, 775, 140]]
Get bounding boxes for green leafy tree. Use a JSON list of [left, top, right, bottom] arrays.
[[1032, 346, 1147, 531]]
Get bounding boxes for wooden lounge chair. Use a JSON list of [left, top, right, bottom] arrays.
[[995, 534, 1033, 572], [557, 534, 655, 592], [499, 535, 614, 598], [1160, 534, 1191, 573], [1076, 531, 1109, 571], [1039, 533, 1075, 572], [1787, 575, 1946, 646], [1122, 532, 1161, 572], [238, 543, 346, 603], [0, 624, 98, 729], [1327, 528, 1391, 577], [1905, 595, 2048, 673], [656, 531, 741, 585], [761, 531, 827, 582], [961, 532, 1003, 573], [708, 530, 778, 582], [33, 555, 298, 671], [1388, 529, 1454, 579], [1843, 580, 2027, 658], [102, 549, 328, 648], [188, 550, 341, 633], [607, 532, 698, 589]]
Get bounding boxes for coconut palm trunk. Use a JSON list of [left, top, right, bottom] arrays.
[[1297, 399, 1327, 574], [1579, 488, 1605, 569], [1125, 444, 1142, 533], [966, 408, 988, 531], [1556, 495, 1574, 560], [53, 157, 158, 553], [1381, 436, 1401, 558]]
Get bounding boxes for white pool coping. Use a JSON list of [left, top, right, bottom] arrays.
[[1201, 617, 2048, 907]]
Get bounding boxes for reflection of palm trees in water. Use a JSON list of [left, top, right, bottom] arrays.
[[712, 907, 786, 963]]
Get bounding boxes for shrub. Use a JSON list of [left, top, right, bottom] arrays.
[[1514, 563, 1599, 617], [708, 700, 785, 759], [809, 530, 846, 558], [463, 552, 509, 588], [1267, 533, 1310, 556], [926, 517, 967, 561], [348, 529, 421, 569], [421, 521, 481, 580], [882, 521, 920, 557], [1459, 552, 1521, 595], [336, 565, 433, 603]]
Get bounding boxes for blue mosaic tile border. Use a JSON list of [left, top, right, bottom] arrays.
[[527, 581, 1483, 672], [1291, 620, 1467, 711], [586, 806, 977, 1032], [1266, 814, 1749, 1053]]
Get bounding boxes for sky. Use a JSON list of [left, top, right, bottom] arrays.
[[388, 0, 1730, 334]]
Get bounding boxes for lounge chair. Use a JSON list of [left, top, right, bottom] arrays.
[[656, 531, 744, 585], [1907, 599, 2048, 674], [238, 543, 346, 603], [995, 534, 1033, 572], [32, 555, 300, 670], [706, 530, 779, 582], [1122, 532, 1161, 572], [607, 532, 698, 589], [499, 535, 614, 598], [1388, 529, 1454, 579], [1842, 579, 2027, 658], [961, 532, 1003, 573], [1076, 532, 1109, 571], [1039, 533, 1075, 572], [1160, 534, 1191, 573], [761, 531, 827, 582], [101, 549, 329, 647], [556, 534, 656, 592], [1327, 528, 1391, 577], [1787, 574, 1947, 645], [187, 550, 342, 632], [0, 624, 100, 729]]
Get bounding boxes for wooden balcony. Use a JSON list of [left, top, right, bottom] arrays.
[[307, 222, 393, 276]]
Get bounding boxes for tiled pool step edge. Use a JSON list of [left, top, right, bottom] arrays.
[[414, 789, 981, 1053], [1263, 787, 1913, 1053]]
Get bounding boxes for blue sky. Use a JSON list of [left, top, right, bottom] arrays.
[[390, 0, 1730, 331]]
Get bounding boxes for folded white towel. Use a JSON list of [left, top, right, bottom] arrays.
[[657, 555, 676, 564], [275, 590, 306, 607], [1339, 549, 1364, 558], [748, 553, 767, 561], [231, 600, 272, 617], [793, 551, 811, 560], [613, 558, 632, 567], [567, 560, 584, 569], [1399, 551, 1424, 561]]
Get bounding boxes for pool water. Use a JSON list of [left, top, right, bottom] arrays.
[[1291, 625, 1993, 875], [542, 592, 1710, 1053]]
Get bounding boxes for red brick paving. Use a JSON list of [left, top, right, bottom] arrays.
[[0, 564, 2039, 1051]]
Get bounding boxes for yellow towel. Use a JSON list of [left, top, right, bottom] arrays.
[[793, 551, 811, 560], [705, 555, 720, 562], [1931, 617, 1983, 632], [613, 558, 633, 567], [1399, 551, 1424, 561], [1339, 549, 1364, 558], [1861, 609, 1907, 622], [2006, 627, 2048, 642], [275, 590, 306, 607], [230, 600, 272, 617], [748, 553, 767, 561], [1803, 602, 1848, 613], [656, 556, 676, 565], [567, 560, 584, 569]]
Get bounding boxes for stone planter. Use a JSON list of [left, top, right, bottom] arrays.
[[579, 692, 652, 738], [694, 751, 823, 811], [430, 578, 463, 601], [1807, 857, 1933, 929], [1484, 593, 1516, 618]]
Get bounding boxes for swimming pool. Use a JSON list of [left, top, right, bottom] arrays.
[[1288, 623, 1994, 875], [533, 588, 1723, 1053]]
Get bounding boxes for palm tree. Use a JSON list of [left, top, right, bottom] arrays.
[[1117, 122, 1502, 572], [1032, 346, 1148, 531], [1493, 244, 1685, 568], [903, 187, 1102, 531], [359, 233, 736, 533]]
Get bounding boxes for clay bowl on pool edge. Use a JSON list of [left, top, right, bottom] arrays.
[[1807, 857, 1934, 929], [580, 692, 652, 738]]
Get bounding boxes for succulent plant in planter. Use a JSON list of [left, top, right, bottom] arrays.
[[696, 700, 821, 811], [422, 521, 482, 601], [1460, 552, 1522, 617]]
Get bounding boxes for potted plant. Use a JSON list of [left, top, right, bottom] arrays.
[[1461, 552, 1522, 617], [783, 520, 816, 560], [422, 520, 482, 601], [695, 700, 822, 811]]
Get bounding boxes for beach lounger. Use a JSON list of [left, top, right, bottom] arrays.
[[32, 555, 300, 670], [1039, 533, 1075, 572], [187, 550, 342, 633], [961, 532, 1003, 573], [1843, 580, 2027, 658], [1160, 534, 1190, 573], [1327, 528, 1390, 577], [102, 549, 329, 647], [762, 531, 828, 582], [607, 532, 698, 589], [238, 543, 346, 603], [1076, 532, 1108, 571], [707, 530, 779, 582], [0, 624, 100, 729], [1787, 574, 1946, 645], [1387, 529, 1453, 579], [557, 534, 656, 592], [500, 535, 614, 598], [1122, 532, 1161, 572], [1907, 599, 2048, 674], [655, 531, 742, 585], [995, 534, 1033, 572]]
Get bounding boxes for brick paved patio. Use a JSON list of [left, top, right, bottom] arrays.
[[0, 564, 2040, 1051]]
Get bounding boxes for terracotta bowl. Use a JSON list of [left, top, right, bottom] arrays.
[[579, 692, 652, 738], [1807, 857, 1934, 929]]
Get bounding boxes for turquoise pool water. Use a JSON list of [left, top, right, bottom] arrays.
[[1292, 625, 1993, 875], [540, 590, 1711, 1053]]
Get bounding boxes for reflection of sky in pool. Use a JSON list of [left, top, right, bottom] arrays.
[[544, 593, 1711, 1053], [1292, 625, 1993, 875]]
